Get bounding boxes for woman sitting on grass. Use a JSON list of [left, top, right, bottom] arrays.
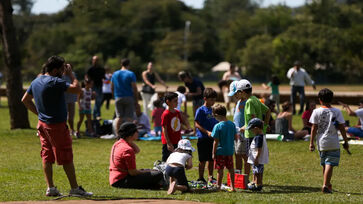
[[275, 102, 309, 140], [109, 122, 164, 189]]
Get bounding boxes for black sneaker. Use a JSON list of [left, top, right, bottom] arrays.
[[322, 186, 332, 194], [197, 177, 207, 183]]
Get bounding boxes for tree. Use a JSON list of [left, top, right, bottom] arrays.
[[0, 0, 30, 129]]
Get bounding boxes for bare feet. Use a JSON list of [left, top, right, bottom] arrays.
[[167, 181, 176, 195]]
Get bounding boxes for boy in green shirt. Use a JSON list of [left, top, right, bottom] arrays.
[[239, 79, 271, 178]]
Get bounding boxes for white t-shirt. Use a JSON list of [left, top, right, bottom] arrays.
[[176, 91, 186, 111], [286, 68, 314, 86], [102, 73, 112, 94], [166, 152, 191, 167], [309, 107, 345, 151], [354, 108, 363, 130], [247, 134, 269, 165]]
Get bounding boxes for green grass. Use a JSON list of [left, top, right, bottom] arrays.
[[0, 100, 362, 203]]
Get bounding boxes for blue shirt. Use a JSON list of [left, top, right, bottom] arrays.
[[233, 99, 246, 128], [111, 70, 136, 98], [27, 75, 70, 124], [212, 121, 236, 156], [195, 105, 219, 139], [185, 77, 205, 100]]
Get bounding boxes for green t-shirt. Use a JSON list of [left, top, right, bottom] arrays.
[[267, 82, 279, 95], [244, 95, 269, 138]]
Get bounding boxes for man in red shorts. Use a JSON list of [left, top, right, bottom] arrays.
[[22, 56, 92, 197]]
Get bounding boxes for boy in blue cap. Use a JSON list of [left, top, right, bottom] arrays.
[[246, 118, 269, 191]]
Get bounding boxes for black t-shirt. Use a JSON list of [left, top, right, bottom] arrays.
[[87, 65, 105, 87], [254, 134, 264, 148], [185, 77, 205, 100]]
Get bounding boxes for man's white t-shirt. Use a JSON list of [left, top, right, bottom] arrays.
[[309, 107, 345, 151], [354, 108, 363, 130]]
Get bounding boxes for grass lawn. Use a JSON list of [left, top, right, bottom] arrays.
[[0, 99, 362, 203]]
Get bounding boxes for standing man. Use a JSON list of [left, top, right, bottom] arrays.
[[86, 56, 105, 120], [286, 61, 316, 115], [178, 71, 205, 117], [111, 58, 139, 135], [22, 56, 92, 197]]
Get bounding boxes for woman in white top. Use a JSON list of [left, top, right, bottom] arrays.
[[165, 139, 194, 194]]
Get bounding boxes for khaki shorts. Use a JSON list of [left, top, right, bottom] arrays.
[[234, 133, 247, 155]]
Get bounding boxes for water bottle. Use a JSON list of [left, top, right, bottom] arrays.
[[277, 134, 283, 141]]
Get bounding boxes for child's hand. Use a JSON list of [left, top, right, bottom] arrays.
[[207, 131, 212, 138], [212, 153, 216, 160], [167, 143, 174, 152], [309, 143, 315, 152], [239, 127, 245, 133]]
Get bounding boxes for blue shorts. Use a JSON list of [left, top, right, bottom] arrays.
[[252, 164, 264, 174], [347, 127, 363, 138], [319, 150, 340, 166]]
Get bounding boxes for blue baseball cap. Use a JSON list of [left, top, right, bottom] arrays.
[[246, 118, 264, 130]]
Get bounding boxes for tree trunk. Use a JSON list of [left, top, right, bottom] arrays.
[[0, 0, 30, 129]]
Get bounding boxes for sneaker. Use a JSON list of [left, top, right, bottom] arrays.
[[322, 186, 332, 194], [247, 182, 256, 191], [69, 186, 93, 196], [46, 187, 62, 197], [197, 177, 207, 184], [75, 131, 81, 139]]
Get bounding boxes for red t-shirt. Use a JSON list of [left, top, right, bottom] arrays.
[[302, 110, 313, 127], [109, 139, 136, 185], [152, 107, 165, 127], [161, 109, 182, 145]]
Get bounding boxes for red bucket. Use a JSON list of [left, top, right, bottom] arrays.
[[227, 173, 248, 189]]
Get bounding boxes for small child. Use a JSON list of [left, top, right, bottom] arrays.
[[228, 81, 249, 176], [339, 99, 363, 138], [165, 139, 195, 194], [195, 88, 219, 183], [246, 118, 269, 191], [211, 104, 237, 191], [262, 75, 280, 112], [76, 79, 96, 137], [134, 104, 150, 137], [161, 92, 188, 162], [152, 99, 165, 136], [309, 88, 349, 193]]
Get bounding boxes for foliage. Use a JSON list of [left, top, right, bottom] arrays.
[[4, 0, 363, 83]]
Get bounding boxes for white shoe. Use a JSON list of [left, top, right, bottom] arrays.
[[46, 187, 62, 197], [69, 186, 93, 196], [100, 134, 117, 139]]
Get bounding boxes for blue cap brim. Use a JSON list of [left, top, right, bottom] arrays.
[[228, 91, 236, 97]]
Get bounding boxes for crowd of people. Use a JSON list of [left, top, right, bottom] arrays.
[[21, 55, 357, 197]]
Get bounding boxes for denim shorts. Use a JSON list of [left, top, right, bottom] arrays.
[[252, 164, 264, 174], [347, 127, 363, 138], [319, 150, 340, 166]]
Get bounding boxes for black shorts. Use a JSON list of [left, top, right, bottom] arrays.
[[162, 144, 178, 162], [197, 137, 214, 162], [165, 165, 189, 187]]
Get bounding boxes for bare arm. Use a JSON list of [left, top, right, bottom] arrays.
[[287, 114, 296, 132], [131, 82, 139, 105], [339, 102, 356, 116], [155, 72, 168, 88], [21, 92, 38, 115], [185, 157, 193, 170], [65, 65, 81, 94], [262, 83, 270, 90], [195, 121, 212, 137], [309, 124, 318, 151], [264, 109, 271, 130], [212, 138, 218, 160]]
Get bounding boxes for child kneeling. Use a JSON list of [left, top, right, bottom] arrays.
[[165, 139, 195, 194], [246, 118, 269, 191]]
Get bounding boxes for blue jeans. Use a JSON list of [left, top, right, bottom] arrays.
[[290, 85, 305, 114], [93, 86, 103, 119]]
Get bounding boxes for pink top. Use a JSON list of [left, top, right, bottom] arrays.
[[109, 139, 136, 185]]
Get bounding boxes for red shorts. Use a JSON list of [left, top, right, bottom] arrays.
[[37, 121, 73, 165], [214, 155, 234, 170]]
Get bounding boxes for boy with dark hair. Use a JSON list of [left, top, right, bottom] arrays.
[[246, 118, 269, 191], [211, 104, 237, 191], [240, 79, 271, 179], [194, 88, 219, 183], [161, 92, 188, 161], [310, 88, 349, 193]]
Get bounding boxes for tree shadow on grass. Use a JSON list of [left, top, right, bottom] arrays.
[[54, 195, 176, 201]]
